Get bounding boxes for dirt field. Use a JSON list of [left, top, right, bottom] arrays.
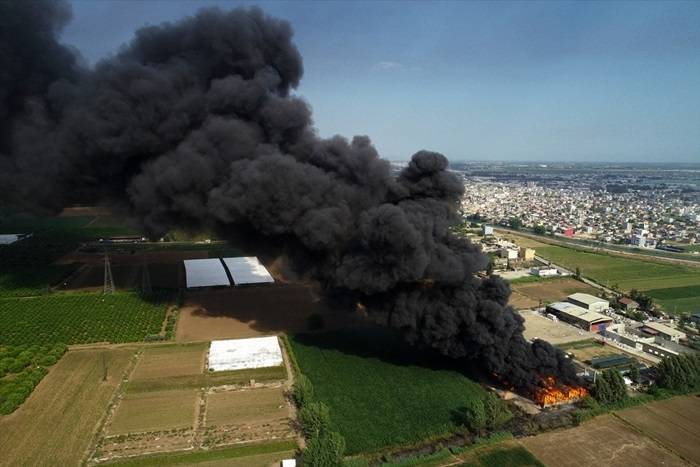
[[616, 395, 700, 465], [107, 389, 198, 435], [568, 342, 627, 363], [519, 310, 592, 344], [520, 414, 689, 467], [510, 278, 599, 309], [130, 343, 206, 381], [0, 348, 134, 467], [204, 385, 294, 447], [207, 386, 288, 426], [177, 284, 364, 341]]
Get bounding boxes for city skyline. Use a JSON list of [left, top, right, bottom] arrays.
[[61, 0, 700, 163]]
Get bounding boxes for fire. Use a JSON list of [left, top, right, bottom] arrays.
[[534, 376, 588, 407]]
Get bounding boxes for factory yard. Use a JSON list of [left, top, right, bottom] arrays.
[[520, 413, 690, 467], [519, 310, 591, 345], [510, 278, 599, 310]]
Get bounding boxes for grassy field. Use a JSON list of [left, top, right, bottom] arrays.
[[510, 278, 599, 309], [459, 444, 544, 467], [107, 389, 198, 435], [0, 348, 134, 466], [130, 342, 206, 380], [103, 440, 297, 466], [289, 327, 489, 455], [0, 291, 170, 345], [527, 243, 700, 314]]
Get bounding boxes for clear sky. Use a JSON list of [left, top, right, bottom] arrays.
[[61, 0, 700, 163]]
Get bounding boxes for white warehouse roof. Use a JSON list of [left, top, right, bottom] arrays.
[[548, 302, 612, 324], [642, 322, 686, 340], [208, 336, 283, 372], [183, 258, 231, 288], [0, 234, 20, 245], [567, 293, 608, 306], [223, 256, 274, 285]]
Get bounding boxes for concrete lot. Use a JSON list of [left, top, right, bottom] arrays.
[[518, 310, 591, 345]]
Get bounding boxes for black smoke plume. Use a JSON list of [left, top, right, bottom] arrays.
[[0, 2, 579, 392]]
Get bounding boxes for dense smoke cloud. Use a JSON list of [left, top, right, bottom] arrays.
[[0, 2, 578, 391]]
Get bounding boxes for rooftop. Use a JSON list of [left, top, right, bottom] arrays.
[[548, 302, 613, 324], [642, 322, 687, 339], [568, 293, 608, 306]]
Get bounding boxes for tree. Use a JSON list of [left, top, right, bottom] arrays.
[[461, 397, 487, 435], [509, 217, 523, 230], [482, 393, 512, 429], [292, 374, 314, 407], [533, 224, 546, 235], [486, 259, 494, 276], [657, 354, 700, 391], [593, 369, 627, 405], [302, 430, 345, 467], [628, 364, 640, 384], [299, 401, 331, 438], [574, 267, 581, 280]]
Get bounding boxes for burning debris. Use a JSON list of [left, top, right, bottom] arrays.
[[534, 376, 589, 407], [0, 2, 581, 394]]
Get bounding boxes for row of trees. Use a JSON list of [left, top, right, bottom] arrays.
[[292, 374, 346, 466], [656, 354, 700, 392], [592, 369, 627, 405]]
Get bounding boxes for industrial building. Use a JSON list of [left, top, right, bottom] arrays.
[[531, 267, 558, 277], [567, 293, 609, 313], [640, 322, 687, 343], [183, 256, 275, 289], [482, 225, 494, 236], [546, 302, 613, 332]]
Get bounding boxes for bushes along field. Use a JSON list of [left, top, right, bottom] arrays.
[[0, 343, 67, 414], [0, 291, 170, 345], [289, 327, 489, 455]]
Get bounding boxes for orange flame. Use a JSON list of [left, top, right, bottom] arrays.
[[534, 376, 588, 407]]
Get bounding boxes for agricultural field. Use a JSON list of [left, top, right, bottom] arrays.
[[520, 413, 688, 467], [288, 327, 489, 455], [106, 388, 198, 435], [512, 240, 700, 314], [0, 291, 170, 345], [0, 348, 134, 467], [95, 342, 293, 462], [457, 442, 544, 467], [509, 278, 599, 310], [645, 285, 700, 315], [615, 395, 700, 465], [102, 439, 297, 466]]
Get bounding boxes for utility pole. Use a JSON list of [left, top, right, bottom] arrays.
[[103, 251, 115, 295], [141, 258, 152, 295]]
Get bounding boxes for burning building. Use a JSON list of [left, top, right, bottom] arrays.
[[0, 1, 581, 394]]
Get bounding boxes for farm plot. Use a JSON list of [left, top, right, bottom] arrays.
[[456, 441, 544, 467], [0, 348, 134, 467], [645, 285, 700, 314], [130, 343, 206, 381], [535, 245, 700, 295], [0, 264, 81, 298], [289, 327, 489, 455], [520, 414, 688, 467], [0, 291, 170, 345], [107, 389, 198, 435], [204, 386, 293, 447], [615, 395, 700, 465]]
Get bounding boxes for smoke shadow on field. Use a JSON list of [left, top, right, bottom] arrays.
[[182, 283, 363, 335], [291, 326, 487, 381]]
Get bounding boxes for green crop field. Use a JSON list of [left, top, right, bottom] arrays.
[[460, 445, 544, 467], [534, 244, 700, 313], [289, 327, 488, 455], [0, 292, 170, 345]]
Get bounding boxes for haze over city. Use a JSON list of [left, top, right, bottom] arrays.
[[62, 0, 700, 163]]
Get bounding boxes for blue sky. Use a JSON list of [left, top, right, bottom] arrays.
[[62, 0, 700, 163]]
